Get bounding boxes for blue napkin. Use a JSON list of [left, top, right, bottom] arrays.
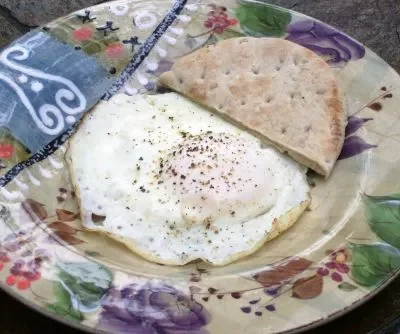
[[0, 0, 188, 187], [0, 30, 112, 153]]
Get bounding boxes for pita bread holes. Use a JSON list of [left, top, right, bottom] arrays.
[[252, 66, 260, 75], [210, 82, 218, 90], [293, 55, 302, 66]]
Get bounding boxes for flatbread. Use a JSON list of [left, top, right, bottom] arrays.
[[158, 37, 346, 177]]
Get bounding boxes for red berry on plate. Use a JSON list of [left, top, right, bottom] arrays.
[[325, 261, 336, 269], [0, 262, 4, 271], [6, 275, 17, 286], [10, 267, 21, 276], [317, 267, 329, 276], [23, 270, 41, 282], [336, 263, 350, 274], [204, 20, 213, 28], [331, 272, 343, 282], [17, 278, 30, 291]]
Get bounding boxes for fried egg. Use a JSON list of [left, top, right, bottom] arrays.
[[66, 93, 311, 265]]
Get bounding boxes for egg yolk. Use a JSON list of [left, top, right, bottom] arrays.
[[156, 133, 279, 228]]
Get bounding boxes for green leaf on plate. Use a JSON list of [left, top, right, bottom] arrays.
[[56, 261, 112, 312], [46, 282, 82, 322], [363, 194, 400, 248], [235, 2, 291, 37], [338, 282, 357, 292], [47, 302, 82, 322], [349, 242, 400, 287]]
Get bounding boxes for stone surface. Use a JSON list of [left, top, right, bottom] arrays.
[[0, 0, 107, 27], [0, 12, 21, 48], [0, 0, 399, 333]]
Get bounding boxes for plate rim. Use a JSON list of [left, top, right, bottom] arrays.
[[0, 0, 399, 333]]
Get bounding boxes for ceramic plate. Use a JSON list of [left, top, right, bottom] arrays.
[[0, 0, 399, 333]]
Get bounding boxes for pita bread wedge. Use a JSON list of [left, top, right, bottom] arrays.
[[158, 37, 346, 177]]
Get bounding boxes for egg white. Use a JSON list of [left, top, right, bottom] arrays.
[[66, 93, 311, 265]]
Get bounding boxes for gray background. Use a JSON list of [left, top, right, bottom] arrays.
[[0, 0, 399, 333]]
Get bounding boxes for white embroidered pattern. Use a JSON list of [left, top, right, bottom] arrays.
[[0, 38, 87, 136], [163, 34, 177, 45], [48, 156, 64, 169], [136, 71, 149, 85], [185, 3, 199, 11], [145, 59, 159, 71], [134, 10, 158, 30], [169, 26, 184, 36], [26, 170, 40, 186], [124, 83, 138, 96], [155, 46, 167, 58], [109, 3, 129, 16], [38, 165, 52, 178], [14, 177, 29, 192], [1, 187, 24, 201], [177, 15, 191, 23]]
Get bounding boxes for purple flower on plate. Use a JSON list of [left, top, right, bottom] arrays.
[[97, 284, 210, 334], [338, 116, 377, 160], [286, 20, 365, 65]]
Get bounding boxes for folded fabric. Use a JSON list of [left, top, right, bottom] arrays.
[[0, 30, 112, 153], [0, 0, 191, 187]]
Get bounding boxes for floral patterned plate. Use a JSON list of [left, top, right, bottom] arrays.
[[0, 0, 400, 333]]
